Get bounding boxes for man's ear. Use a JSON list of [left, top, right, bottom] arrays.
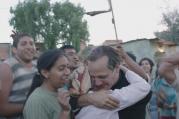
[[114, 64, 120, 73], [41, 69, 49, 79], [111, 64, 120, 85], [12, 47, 17, 55]]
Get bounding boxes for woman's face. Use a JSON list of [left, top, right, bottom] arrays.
[[140, 60, 152, 74], [44, 56, 70, 90]]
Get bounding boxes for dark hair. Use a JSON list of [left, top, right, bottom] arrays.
[[60, 45, 76, 51], [27, 49, 65, 96], [10, 30, 32, 48], [139, 57, 154, 73], [87, 46, 120, 70], [126, 52, 136, 62]]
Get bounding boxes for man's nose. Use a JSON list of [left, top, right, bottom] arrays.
[[94, 79, 103, 86], [73, 55, 79, 61], [26, 43, 35, 49], [64, 67, 70, 75]]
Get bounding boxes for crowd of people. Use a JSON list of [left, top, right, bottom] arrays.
[[0, 31, 179, 119]]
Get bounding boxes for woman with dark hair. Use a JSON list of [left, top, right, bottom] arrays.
[[139, 57, 158, 119], [139, 57, 154, 82], [23, 49, 71, 119]]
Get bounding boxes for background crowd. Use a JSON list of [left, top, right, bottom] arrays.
[[0, 31, 179, 119]]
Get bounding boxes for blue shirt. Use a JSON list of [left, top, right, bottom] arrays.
[[155, 78, 177, 117]]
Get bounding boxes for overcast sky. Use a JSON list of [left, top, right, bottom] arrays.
[[0, 0, 179, 45]]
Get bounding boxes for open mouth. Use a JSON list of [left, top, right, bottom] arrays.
[[26, 51, 35, 57]]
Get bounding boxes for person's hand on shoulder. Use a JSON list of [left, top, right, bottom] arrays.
[[87, 90, 119, 110]]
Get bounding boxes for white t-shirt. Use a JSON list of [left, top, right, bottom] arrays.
[[76, 70, 151, 119]]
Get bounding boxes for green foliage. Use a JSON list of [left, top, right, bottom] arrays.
[[9, 0, 89, 49], [154, 9, 179, 44]]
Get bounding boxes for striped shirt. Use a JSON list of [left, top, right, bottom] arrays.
[[2, 57, 37, 119]]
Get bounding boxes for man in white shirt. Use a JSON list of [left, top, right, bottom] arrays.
[[75, 46, 151, 119]]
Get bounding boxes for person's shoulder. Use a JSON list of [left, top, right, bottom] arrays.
[[0, 61, 10, 69], [24, 88, 51, 119], [27, 87, 51, 102], [2, 57, 21, 70], [25, 88, 50, 110], [0, 60, 12, 76]]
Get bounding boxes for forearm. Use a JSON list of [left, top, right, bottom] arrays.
[[70, 90, 119, 111], [0, 103, 23, 117], [69, 94, 91, 113], [158, 62, 176, 84], [111, 70, 150, 111], [161, 52, 179, 65], [78, 93, 92, 107], [123, 53, 148, 81]]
